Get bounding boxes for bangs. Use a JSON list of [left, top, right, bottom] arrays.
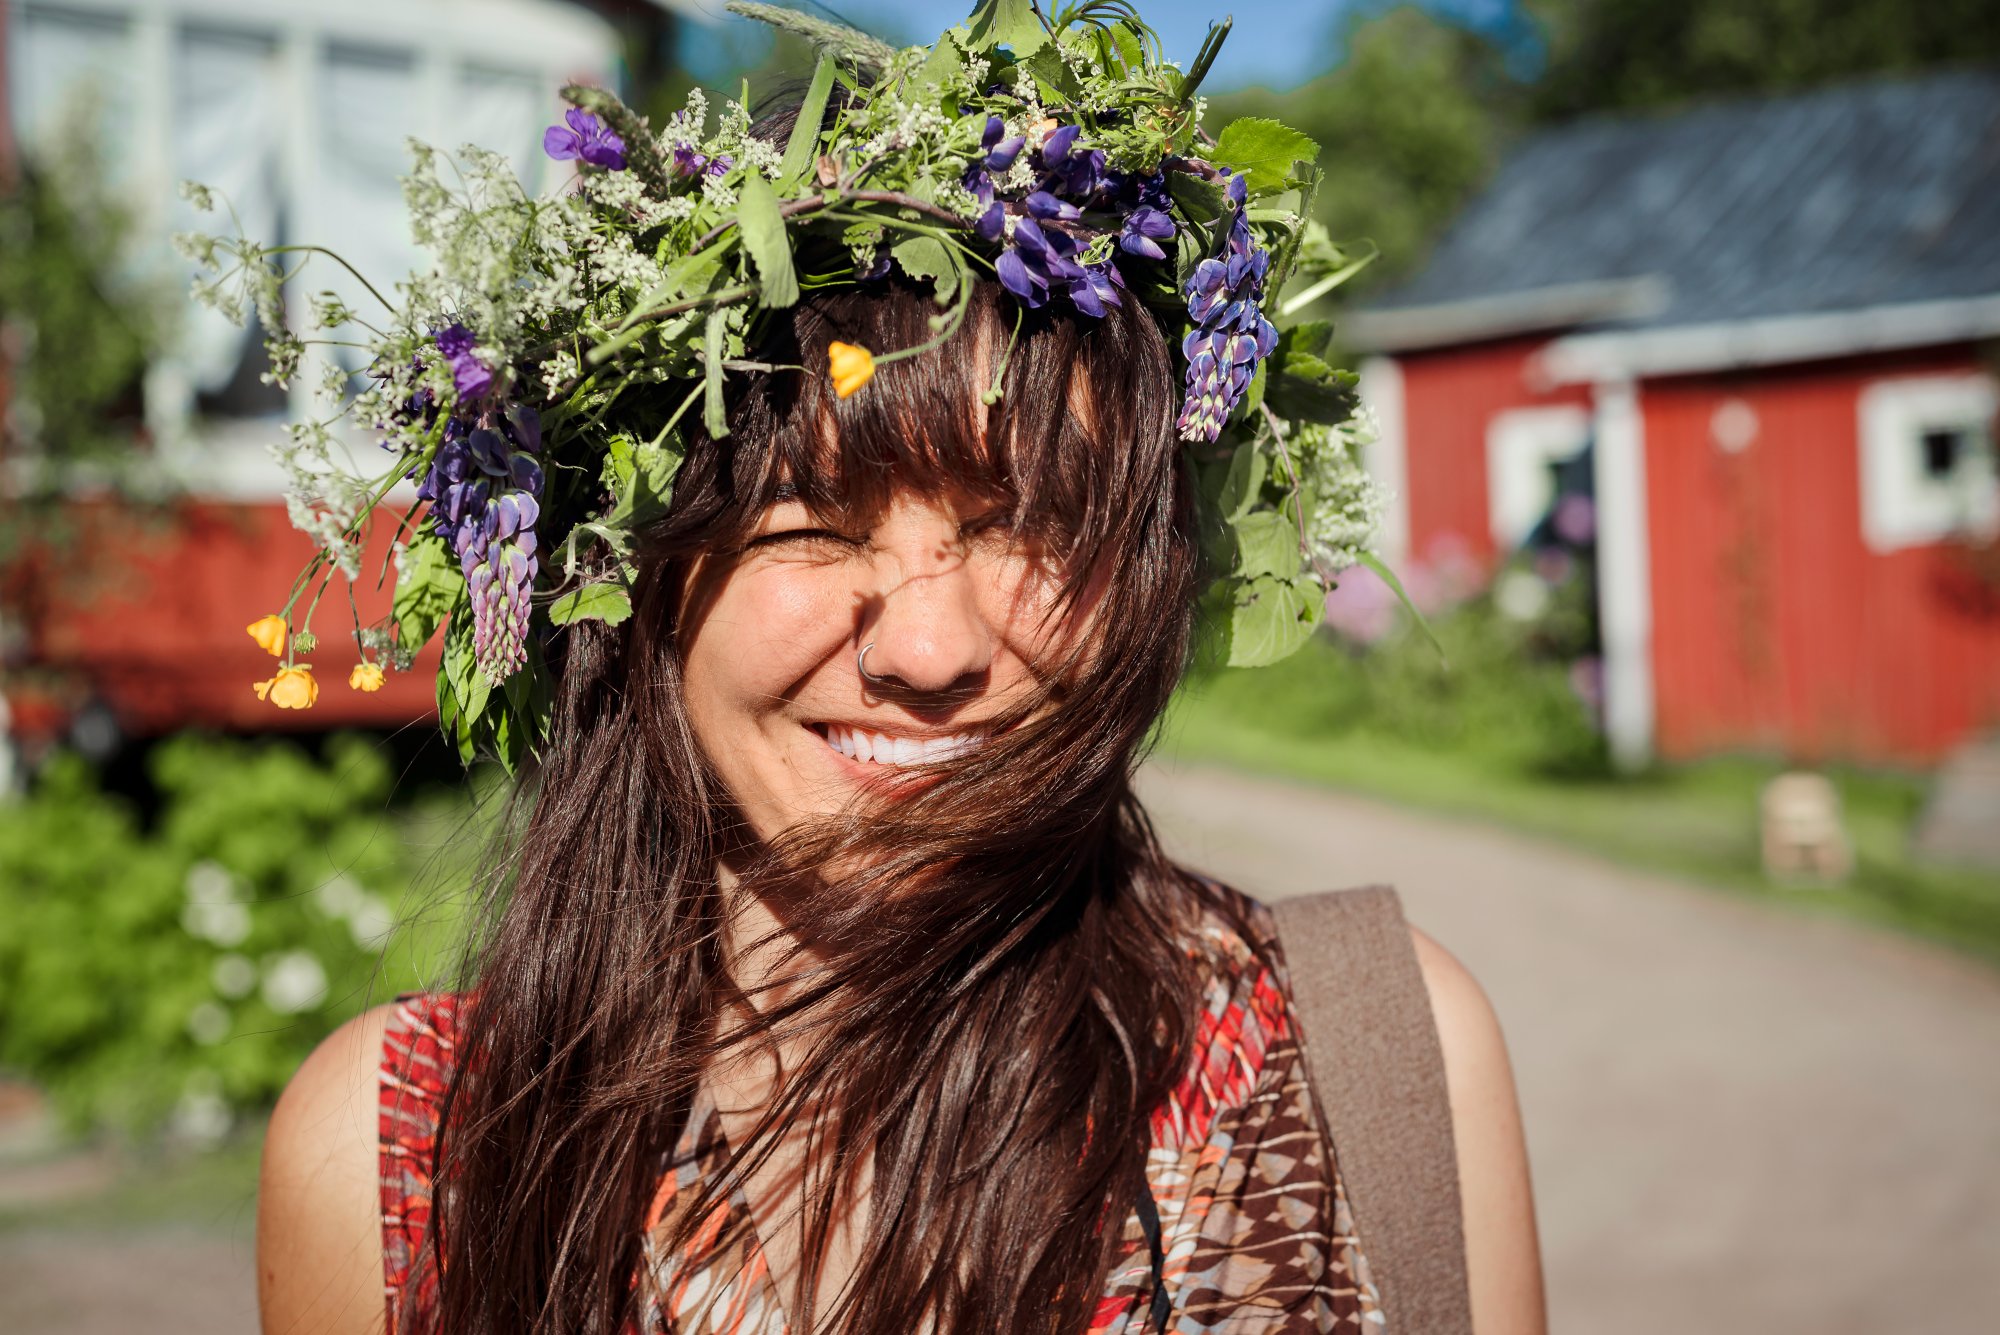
[[702, 277, 1183, 600]]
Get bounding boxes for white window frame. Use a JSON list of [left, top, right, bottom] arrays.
[[1485, 404, 1593, 552], [1857, 374, 2000, 553]]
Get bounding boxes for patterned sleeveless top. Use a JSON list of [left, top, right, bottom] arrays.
[[378, 886, 1386, 1333]]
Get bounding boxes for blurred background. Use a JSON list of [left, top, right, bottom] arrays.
[[2, 1, 1997, 1332]]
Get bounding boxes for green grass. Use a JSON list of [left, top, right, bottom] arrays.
[[1164, 646, 2000, 963]]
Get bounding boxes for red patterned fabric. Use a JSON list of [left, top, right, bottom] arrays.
[[378, 886, 1384, 1333]]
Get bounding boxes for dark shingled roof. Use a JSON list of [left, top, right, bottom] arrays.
[[1359, 70, 2000, 339]]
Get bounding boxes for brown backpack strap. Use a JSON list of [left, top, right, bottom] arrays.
[[1272, 886, 1472, 1335]]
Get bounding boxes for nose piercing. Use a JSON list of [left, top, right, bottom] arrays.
[[857, 641, 884, 684]]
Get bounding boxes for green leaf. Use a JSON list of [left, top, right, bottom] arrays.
[[916, 27, 968, 88], [1266, 364, 1357, 423], [611, 429, 683, 527], [966, 0, 1048, 56], [1023, 44, 1081, 102], [736, 174, 798, 309], [391, 533, 464, 652], [1357, 551, 1448, 666], [779, 55, 836, 188], [1168, 171, 1227, 227], [1278, 320, 1334, 363], [546, 582, 633, 627], [1224, 573, 1323, 667], [703, 307, 730, 439], [1217, 437, 1265, 519], [890, 234, 961, 305], [441, 614, 475, 714], [1209, 117, 1321, 195], [1232, 509, 1305, 580]]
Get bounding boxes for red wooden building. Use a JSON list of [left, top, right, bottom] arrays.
[[1351, 72, 2000, 768]]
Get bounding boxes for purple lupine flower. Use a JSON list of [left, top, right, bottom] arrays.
[[982, 116, 1025, 173], [1177, 172, 1280, 442], [543, 108, 626, 171], [1120, 205, 1175, 260], [414, 405, 545, 680], [963, 116, 1027, 210], [434, 323, 493, 400]]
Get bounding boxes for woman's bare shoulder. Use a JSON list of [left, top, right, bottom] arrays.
[[1407, 925, 1549, 1335], [257, 1002, 397, 1335]]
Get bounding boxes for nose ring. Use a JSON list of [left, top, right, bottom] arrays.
[[857, 641, 885, 684]]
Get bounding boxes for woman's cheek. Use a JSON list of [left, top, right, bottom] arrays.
[[724, 563, 855, 683]]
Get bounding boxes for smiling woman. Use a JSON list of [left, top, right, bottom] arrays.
[[239, 5, 1541, 1334]]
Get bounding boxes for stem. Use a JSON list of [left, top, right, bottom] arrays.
[[263, 245, 398, 313], [1261, 401, 1320, 576], [689, 188, 970, 254]]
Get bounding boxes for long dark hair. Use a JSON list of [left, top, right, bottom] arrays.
[[414, 275, 1266, 1334]]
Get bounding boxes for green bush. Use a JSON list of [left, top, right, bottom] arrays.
[[0, 733, 473, 1139], [1184, 590, 1609, 779]]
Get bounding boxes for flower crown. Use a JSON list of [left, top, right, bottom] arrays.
[[182, 0, 1390, 771]]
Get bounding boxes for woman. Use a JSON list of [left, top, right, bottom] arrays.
[[226, 9, 1542, 1334]]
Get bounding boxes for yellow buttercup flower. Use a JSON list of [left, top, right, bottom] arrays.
[[246, 614, 288, 657], [253, 664, 318, 710], [349, 662, 385, 693], [828, 341, 875, 399]]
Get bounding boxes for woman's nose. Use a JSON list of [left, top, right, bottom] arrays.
[[859, 515, 995, 694]]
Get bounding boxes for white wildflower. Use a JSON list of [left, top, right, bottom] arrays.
[[541, 349, 579, 397]]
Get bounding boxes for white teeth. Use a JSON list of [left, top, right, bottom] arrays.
[[821, 724, 977, 767]]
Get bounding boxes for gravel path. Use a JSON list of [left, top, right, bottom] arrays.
[[7, 761, 1996, 1333], [1138, 761, 2000, 1335]]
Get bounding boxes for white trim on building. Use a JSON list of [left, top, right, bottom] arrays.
[[1537, 295, 2000, 385], [1591, 377, 1654, 770], [1357, 355, 1410, 566]]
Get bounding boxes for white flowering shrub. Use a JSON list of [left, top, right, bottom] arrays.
[[0, 733, 473, 1140]]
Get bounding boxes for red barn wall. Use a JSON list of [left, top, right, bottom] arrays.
[[28, 500, 438, 738], [1394, 337, 1592, 564], [1643, 347, 2000, 765]]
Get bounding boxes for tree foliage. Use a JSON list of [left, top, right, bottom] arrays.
[[1212, 7, 1513, 292], [1526, 0, 2000, 120]]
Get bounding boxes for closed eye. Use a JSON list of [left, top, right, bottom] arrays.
[[746, 527, 865, 551], [958, 510, 1017, 540]]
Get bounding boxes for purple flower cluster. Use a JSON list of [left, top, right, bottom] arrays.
[[415, 404, 546, 680], [962, 118, 1173, 319], [434, 323, 492, 400], [543, 109, 625, 171], [1176, 172, 1278, 443]]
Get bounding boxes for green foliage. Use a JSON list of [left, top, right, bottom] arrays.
[[547, 582, 633, 626], [1208, 118, 1321, 194], [0, 130, 163, 478], [1525, 0, 2000, 120], [392, 534, 465, 653], [0, 736, 475, 1138], [1212, 7, 1510, 293], [1188, 592, 1608, 779]]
